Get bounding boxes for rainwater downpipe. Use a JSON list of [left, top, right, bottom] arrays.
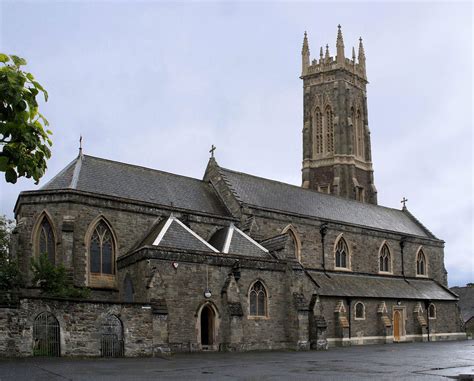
[[319, 223, 329, 275], [400, 237, 407, 281], [347, 298, 352, 340], [425, 300, 431, 342]]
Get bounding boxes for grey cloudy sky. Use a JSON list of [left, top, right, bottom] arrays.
[[0, 1, 472, 286]]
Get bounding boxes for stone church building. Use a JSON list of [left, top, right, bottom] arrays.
[[0, 26, 464, 357]]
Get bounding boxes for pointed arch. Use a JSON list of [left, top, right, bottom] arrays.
[[325, 105, 334, 153], [33, 311, 60, 356], [428, 303, 436, 319], [248, 280, 268, 318], [101, 315, 124, 357], [195, 301, 220, 349], [85, 215, 118, 287], [313, 107, 323, 156], [356, 108, 364, 158], [354, 302, 365, 320], [351, 106, 357, 156], [416, 247, 427, 277], [334, 233, 350, 270], [378, 241, 392, 273], [281, 224, 302, 262], [32, 210, 57, 264]]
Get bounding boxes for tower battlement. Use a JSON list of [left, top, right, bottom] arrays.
[[301, 25, 367, 82], [301, 25, 377, 205]]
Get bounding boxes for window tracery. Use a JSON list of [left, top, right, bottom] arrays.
[[416, 249, 426, 276], [249, 281, 267, 317], [379, 244, 391, 273], [335, 237, 349, 269], [38, 216, 55, 264], [90, 221, 115, 275]]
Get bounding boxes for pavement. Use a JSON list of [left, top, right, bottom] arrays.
[[0, 340, 473, 380]]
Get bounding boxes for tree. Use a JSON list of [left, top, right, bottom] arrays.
[[0, 215, 22, 290], [0, 53, 51, 184], [31, 254, 90, 299]]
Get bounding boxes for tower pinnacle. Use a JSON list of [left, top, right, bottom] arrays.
[[302, 31, 310, 75], [336, 24, 345, 64], [358, 37, 366, 65]]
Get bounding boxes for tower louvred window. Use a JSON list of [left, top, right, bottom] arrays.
[[325, 106, 334, 153], [315, 109, 323, 154], [356, 109, 364, 158]]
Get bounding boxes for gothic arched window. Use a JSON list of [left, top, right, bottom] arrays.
[[428, 304, 436, 319], [314, 108, 323, 155], [416, 249, 426, 276], [335, 237, 349, 269], [351, 107, 358, 156], [354, 302, 365, 320], [90, 221, 115, 275], [249, 281, 267, 317], [379, 244, 391, 273], [356, 109, 364, 158], [38, 216, 55, 264], [325, 106, 334, 153]]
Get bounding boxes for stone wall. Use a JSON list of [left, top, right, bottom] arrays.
[[243, 208, 447, 286], [0, 296, 157, 357], [319, 297, 464, 346], [14, 191, 232, 297], [118, 249, 301, 352]]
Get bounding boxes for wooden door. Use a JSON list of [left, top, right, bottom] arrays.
[[393, 310, 401, 342]]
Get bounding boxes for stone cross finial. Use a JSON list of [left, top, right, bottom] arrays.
[[401, 197, 408, 208], [79, 135, 83, 157], [209, 144, 216, 158]]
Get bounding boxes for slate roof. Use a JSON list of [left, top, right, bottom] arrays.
[[139, 216, 218, 253], [308, 271, 457, 301], [208, 225, 271, 258], [450, 286, 474, 322], [219, 167, 434, 238], [41, 155, 230, 217]]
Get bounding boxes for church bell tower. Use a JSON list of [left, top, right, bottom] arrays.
[[301, 26, 377, 204]]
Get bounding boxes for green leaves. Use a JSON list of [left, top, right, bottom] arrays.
[[0, 215, 23, 291], [0, 53, 52, 184], [10, 55, 27, 67], [31, 253, 90, 299]]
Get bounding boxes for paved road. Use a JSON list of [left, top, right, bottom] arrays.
[[0, 341, 473, 380]]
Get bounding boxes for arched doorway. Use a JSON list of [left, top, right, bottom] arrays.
[[200, 305, 215, 348], [101, 315, 124, 357], [33, 312, 60, 357], [393, 308, 404, 342]]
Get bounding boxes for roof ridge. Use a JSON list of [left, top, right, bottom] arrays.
[[401, 207, 438, 240], [70, 154, 83, 189], [214, 164, 243, 204], [220, 166, 408, 214], [82, 154, 207, 184], [40, 157, 78, 190]]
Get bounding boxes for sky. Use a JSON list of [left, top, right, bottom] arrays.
[[0, 1, 472, 287]]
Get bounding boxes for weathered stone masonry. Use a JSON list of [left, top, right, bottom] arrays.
[[0, 25, 465, 358]]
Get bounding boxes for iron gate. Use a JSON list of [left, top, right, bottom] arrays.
[[101, 315, 124, 357], [33, 312, 60, 357]]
